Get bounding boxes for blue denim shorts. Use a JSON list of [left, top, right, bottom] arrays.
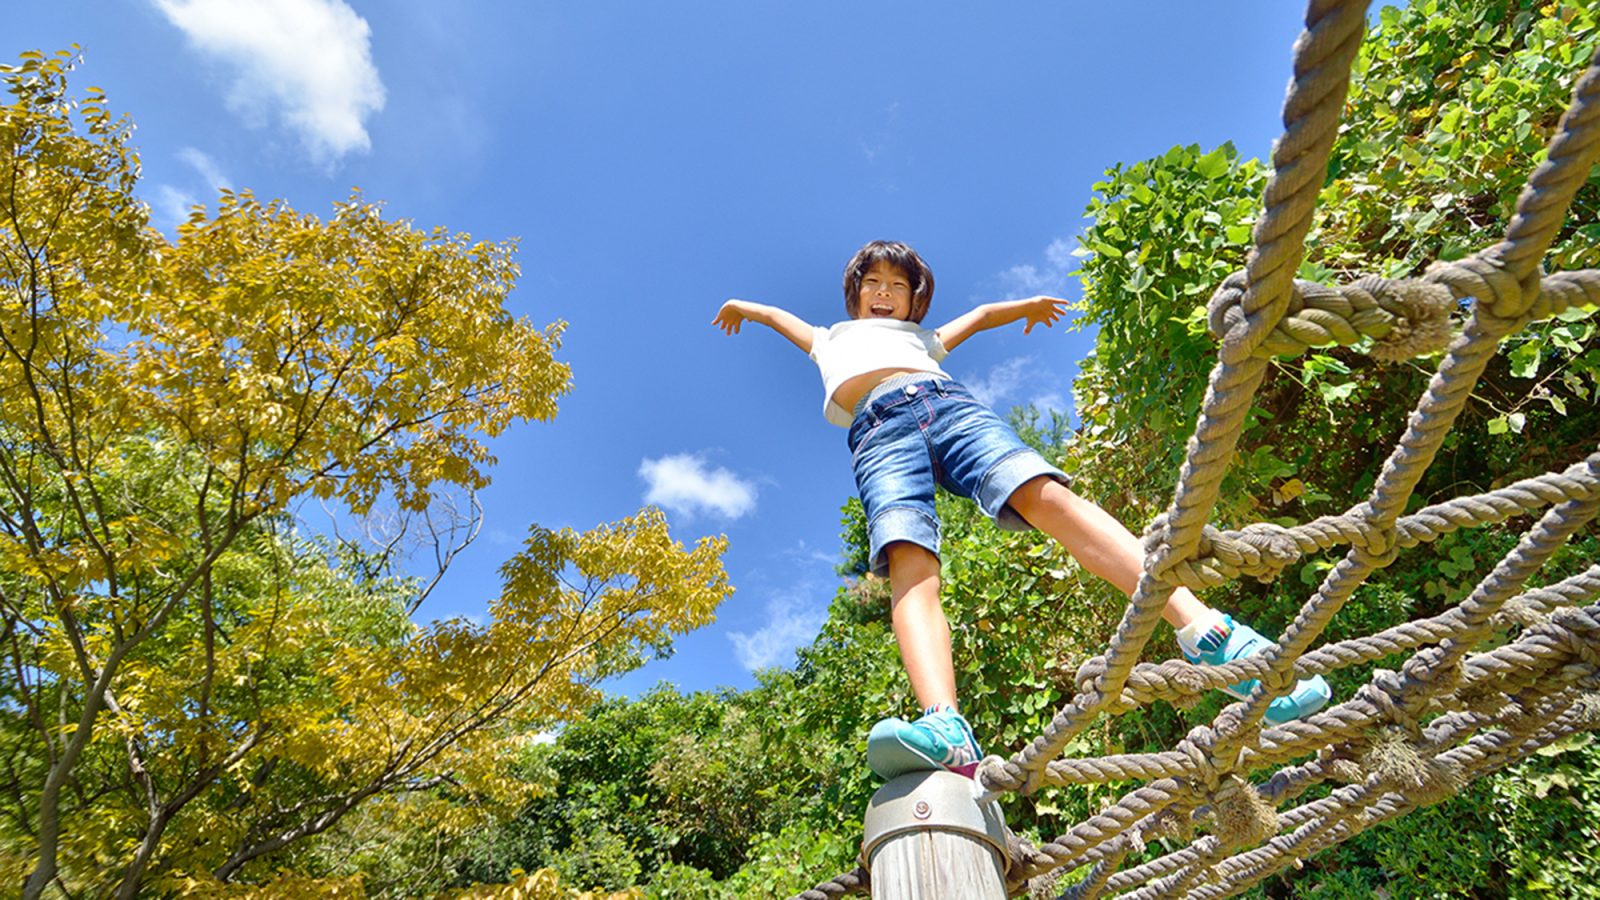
[[847, 374, 1069, 577]]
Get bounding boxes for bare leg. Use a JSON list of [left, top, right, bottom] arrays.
[[1005, 477, 1211, 628], [1007, 476, 1332, 721], [885, 541, 958, 710]]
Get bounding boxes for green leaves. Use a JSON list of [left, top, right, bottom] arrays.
[[1194, 146, 1233, 180], [1486, 411, 1525, 435], [1508, 339, 1542, 378]]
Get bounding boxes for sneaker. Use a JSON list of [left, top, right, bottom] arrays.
[[866, 705, 983, 780], [1185, 615, 1332, 724]]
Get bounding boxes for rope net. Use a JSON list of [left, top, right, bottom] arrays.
[[798, 1, 1600, 897]]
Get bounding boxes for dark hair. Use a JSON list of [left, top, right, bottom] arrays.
[[842, 240, 934, 323]]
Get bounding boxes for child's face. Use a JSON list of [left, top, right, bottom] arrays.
[[855, 260, 914, 320]]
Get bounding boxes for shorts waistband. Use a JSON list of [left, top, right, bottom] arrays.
[[853, 372, 951, 420]]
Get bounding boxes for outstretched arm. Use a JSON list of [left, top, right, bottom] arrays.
[[934, 295, 1070, 352], [714, 299, 814, 353]]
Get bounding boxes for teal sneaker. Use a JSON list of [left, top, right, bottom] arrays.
[[1185, 615, 1332, 724], [866, 705, 983, 780]]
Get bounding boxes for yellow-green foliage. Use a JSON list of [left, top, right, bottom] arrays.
[[0, 50, 731, 898]]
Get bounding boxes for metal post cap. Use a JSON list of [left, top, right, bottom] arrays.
[[861, 771, 1009, 872]]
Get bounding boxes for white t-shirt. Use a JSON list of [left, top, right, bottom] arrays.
[[809, 319, 949, 426]]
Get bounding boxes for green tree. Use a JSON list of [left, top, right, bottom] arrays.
[[0, 51, 731, 898], [724, 1, 1600, 893], [1060, 1, 1600, 895]]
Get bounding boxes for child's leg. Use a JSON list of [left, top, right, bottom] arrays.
[[1004, 476, 1209, 627], [865, 540, 984, 779], [884, 541, 957, 710], [1006, 476, 1331, 722]]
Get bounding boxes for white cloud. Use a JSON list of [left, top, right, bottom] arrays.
[[150, 184, 200, 229], [1030, 391, 1067, 414], [966, 356, 1067, 415], [966, 356, 1034, 408], [785, 539, 836, 568], [728, 591, 826, 671], [1044, 237, 1076, 271], [152, 0, 386, 164], [995, 236, 1080, 300], [860, 101, 900, 163], [178, 147, 232, 192], [638, 454, 757, 520]]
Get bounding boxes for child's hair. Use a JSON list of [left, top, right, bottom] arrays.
[[842, 240, 935, 323]]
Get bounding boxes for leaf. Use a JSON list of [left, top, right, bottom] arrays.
[[1531, 771, 1571, 799], [1506, 340, 1540, 383], [1275, 478, 1306, 504], [1318, 381, 1357, 403], [1195, 146, 1232, 179]]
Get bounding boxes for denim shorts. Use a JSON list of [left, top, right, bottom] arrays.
[[847, 374, 1069, 577]]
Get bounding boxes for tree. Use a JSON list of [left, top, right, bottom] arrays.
[[1058, 1, 1600, 895], [503, 4, 1600, 896], [0, 50, 731, 898]]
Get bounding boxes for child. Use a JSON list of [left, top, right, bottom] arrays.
[[714, 240, 1329, 779]]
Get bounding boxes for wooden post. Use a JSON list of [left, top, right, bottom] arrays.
[[861, 770, 1009, 899]]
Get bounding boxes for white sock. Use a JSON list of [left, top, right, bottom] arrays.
[[1175, 608, 1228, 656]]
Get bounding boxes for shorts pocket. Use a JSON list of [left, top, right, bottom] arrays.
[[850, 422, 882, 465]]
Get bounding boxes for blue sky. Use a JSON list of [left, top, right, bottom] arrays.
[[12, 1, 1313, 697]]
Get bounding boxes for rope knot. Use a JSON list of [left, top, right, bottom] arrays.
[[1141, 513, 1190, 583], [1206, 271, 1252, 343], [1234, 523, 1303, 582], [1255, 279, 1361, 357], [1322, 755, 1366, 784], [1353, 519, 1402, 566], [1352, 275, 1455, 362], [1490, 599, 1548, 631], [1212, 272, 1455, 360], [1354, 675, 1425, 745], [1184, 526, 1292, 589], [976, 755, 1023, 796], [1211, 775, 1279, 850], [1425, 255, 1526, 324], [1169, 660, 1210, 706], [1073, 655, 1107, 694], [1550, 607, 1600, 669], [1177, 725, 1220, 791]]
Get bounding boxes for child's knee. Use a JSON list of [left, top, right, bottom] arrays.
[[884, 541, 940, 581], [1010, 474, 1076, 516]]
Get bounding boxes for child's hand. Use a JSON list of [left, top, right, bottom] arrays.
[[1019, 296, 1070, 334], [714, 299, 755, 335]]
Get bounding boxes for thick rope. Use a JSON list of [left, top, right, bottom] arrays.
[[796, 18, 1600, 900], [987, 0, 1374, 802]]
